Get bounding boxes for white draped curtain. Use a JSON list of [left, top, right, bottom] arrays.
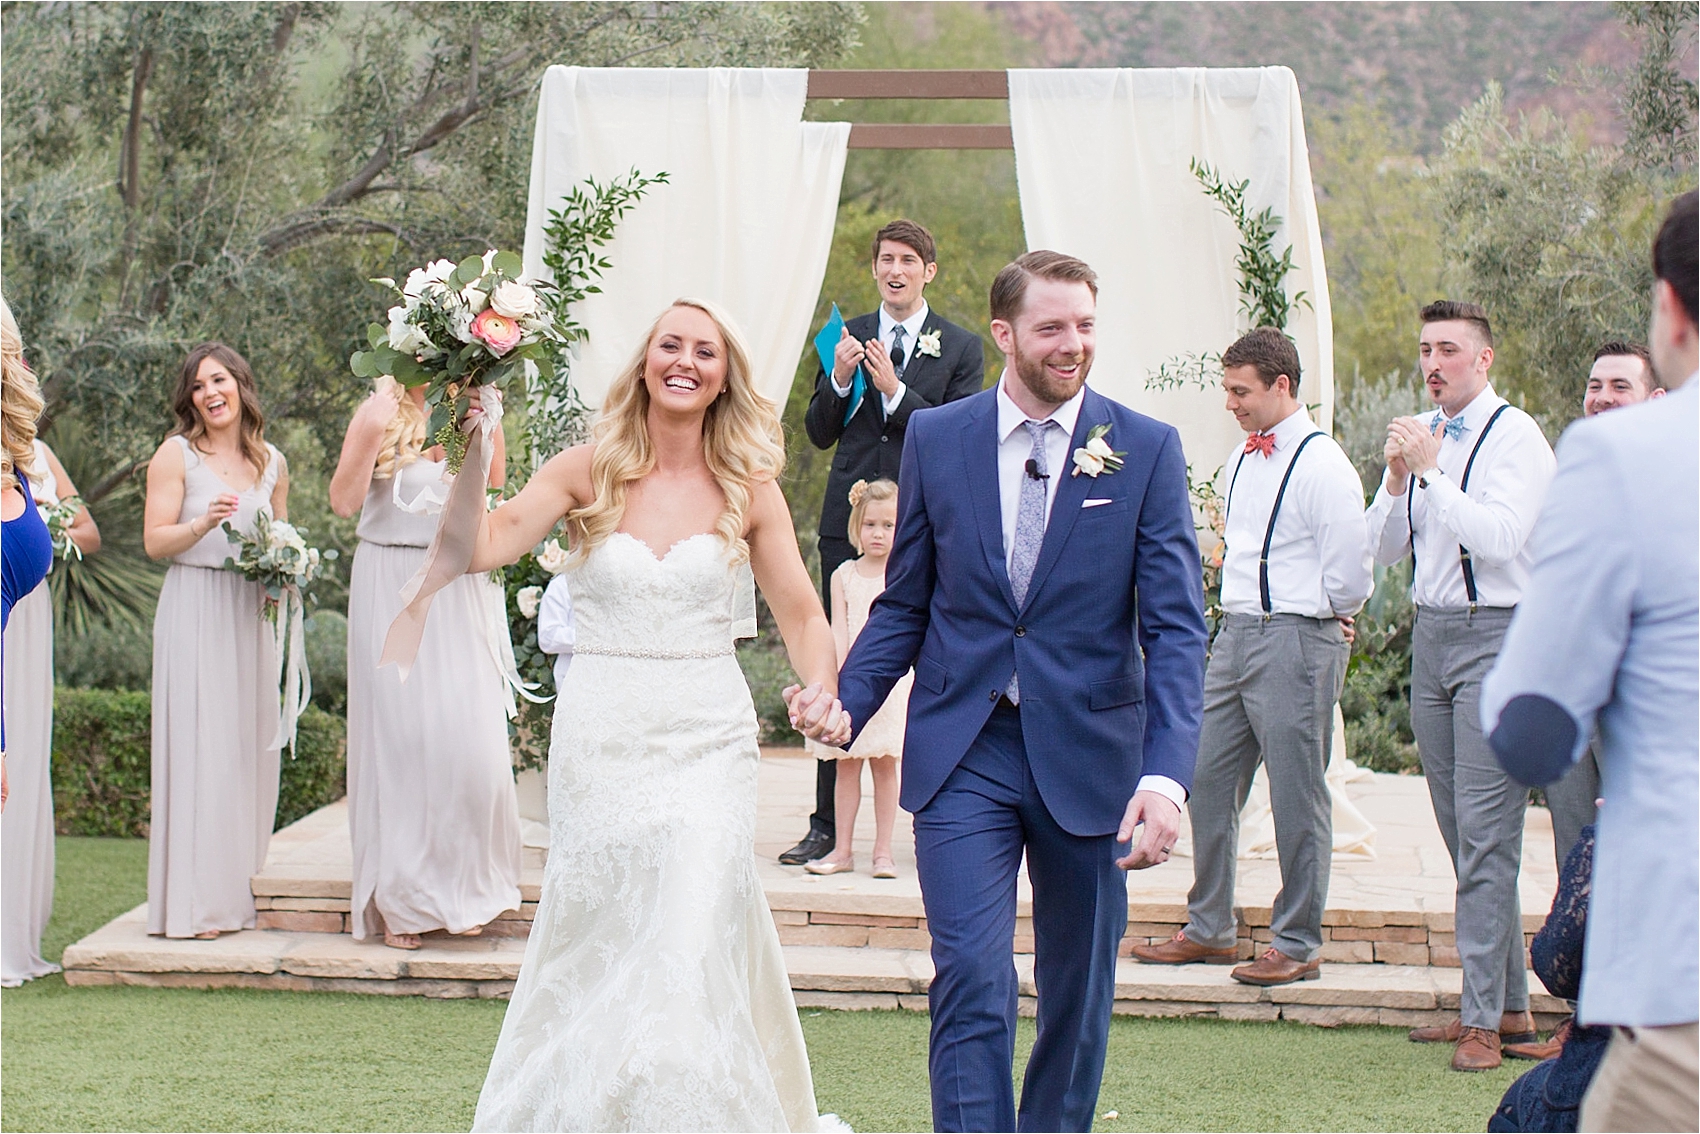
[[522, 67, 849, 409], [1007, 66, 1334, 474]]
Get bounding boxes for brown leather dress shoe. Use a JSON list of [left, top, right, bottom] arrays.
[[1504, 1016, 1573, 1061], [1409, 1011, 1538, 1045], [1129, 929, 1238, 965], [1231, 947, 1320, 986], [1452, 1026, 1503, 1071]]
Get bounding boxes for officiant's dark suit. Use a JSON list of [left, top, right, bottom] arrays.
[[781, 221, 984, 865]]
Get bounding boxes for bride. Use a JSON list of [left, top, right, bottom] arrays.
[[468, 298, 848, 1132]]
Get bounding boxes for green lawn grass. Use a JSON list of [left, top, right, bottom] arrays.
[[3, 838, 1521, 1132]]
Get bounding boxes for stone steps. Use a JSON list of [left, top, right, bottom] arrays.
[[62, 903, 1568, 1030]]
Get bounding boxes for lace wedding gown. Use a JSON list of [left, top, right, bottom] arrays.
[[473, 532, 831, 1133]]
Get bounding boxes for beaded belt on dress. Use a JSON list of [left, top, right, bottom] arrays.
[[573, 642, 734, 660]]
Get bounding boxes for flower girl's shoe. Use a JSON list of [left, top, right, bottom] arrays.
[[804, 857, 854, 876]]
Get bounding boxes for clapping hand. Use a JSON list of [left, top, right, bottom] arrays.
[[193, 491, 241, 538], [861, 339, 901, 397], [782, 682, 853, 747], [1388, 416, 1442, 477], [1114, 790, 1181, 871], [832, 328, 866, 386]]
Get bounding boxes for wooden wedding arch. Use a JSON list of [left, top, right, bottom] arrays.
[[806, 69, 1014, 149]]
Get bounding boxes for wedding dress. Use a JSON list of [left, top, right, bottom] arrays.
[[473, 531, 832, 1133]]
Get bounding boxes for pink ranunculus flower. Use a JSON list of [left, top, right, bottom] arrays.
[[471, 308, 523, 356]]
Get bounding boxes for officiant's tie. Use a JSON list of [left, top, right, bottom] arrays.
[[1006, 419, 1057, 704], [889, 325, 908, 377]]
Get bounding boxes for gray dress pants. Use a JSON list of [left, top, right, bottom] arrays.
[[1185, 613, 1347, 963], [1411, 606, 1530, 1029]]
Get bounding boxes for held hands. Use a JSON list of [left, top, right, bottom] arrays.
[[1115, 790, 1181, 871], [782, 682, 853, 748]]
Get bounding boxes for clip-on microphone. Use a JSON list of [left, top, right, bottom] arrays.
[[1025, 458, 1050, 481]]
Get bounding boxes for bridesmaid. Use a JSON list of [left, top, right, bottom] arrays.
[[3, 436, 99, 986], [142, 343, 288, 939], [2, 295, 53, 818], [328, 376, 521, 950]]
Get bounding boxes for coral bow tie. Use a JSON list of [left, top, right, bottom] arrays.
[[1244, 432, 1276, 457]]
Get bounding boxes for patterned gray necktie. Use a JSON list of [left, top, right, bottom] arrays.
[[1006, 419, 1057, 703], [889, 324, 908, 377]]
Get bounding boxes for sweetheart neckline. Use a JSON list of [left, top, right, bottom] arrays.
[[607, 529, 718, 564]]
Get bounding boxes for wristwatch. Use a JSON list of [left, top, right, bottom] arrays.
[[1417, 468, 1444, 489]]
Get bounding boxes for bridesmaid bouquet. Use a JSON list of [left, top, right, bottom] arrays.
[[222, 512, 334, 754], [42, 494, 86, 564], [349, 250, 567, 472], [221, 511, 332, 621]]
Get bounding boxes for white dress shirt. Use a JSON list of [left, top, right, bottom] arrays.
[[830, 301, 929, 416], [1218, 408, 1374, 618], [994, 374, 1186, 809], [1364, 385, 1556, 608], [536, 574, 575, 691]]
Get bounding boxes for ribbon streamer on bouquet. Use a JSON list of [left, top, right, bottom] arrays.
[[270, 587, 312, 754], [379, 386, 504, 680], [391, 459, 451, 516], [481, 573, 551, 719]]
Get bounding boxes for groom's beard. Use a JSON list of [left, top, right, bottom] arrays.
[[1011, 333, 1092, 406]]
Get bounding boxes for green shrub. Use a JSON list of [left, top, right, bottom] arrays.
[[304, 610, 348, 715], [1340, 560, 1421, 774], [52, 688, 152, 836], [51, 687, 346, 837]]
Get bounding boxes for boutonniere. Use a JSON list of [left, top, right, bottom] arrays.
[[915, 329, 942, 358], [1071, 423, 1126, 477]]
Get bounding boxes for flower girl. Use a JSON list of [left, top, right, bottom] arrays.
[[805, 479, 910, 879]]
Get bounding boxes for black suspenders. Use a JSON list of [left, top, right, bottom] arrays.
[[1225, 431, 1326, 617], [1259, 432, 1324, 615], [1407, 404, 1511, 612]]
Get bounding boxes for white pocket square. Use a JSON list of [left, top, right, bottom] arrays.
[[1081, 497, 1113, 509]]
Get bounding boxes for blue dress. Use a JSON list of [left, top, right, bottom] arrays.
[[2, 487, 51, 630]]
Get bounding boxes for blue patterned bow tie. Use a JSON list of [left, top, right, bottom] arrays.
[[1434, 413, 1467, 441]]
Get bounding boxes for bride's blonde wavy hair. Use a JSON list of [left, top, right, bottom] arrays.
[[568, 298, 784, 563], [1, 295, 44, 494], [371, 374, 429, 479]]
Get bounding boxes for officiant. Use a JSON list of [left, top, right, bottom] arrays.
[[780, 219, 984, 867]]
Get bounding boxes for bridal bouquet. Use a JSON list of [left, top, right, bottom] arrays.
[[222, 511, 334, 754], [42, 494, 86, 564], [349, 250, 567, 471]]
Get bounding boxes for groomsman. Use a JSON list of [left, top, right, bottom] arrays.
[[1542, 341, 1666, 873], [1483, 189, 1697, 1132], [1131, 328, 1372, 985], [1365, 300, 1557, 1071], [780, 219, 984, 866]]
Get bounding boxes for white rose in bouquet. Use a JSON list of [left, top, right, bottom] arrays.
[[387, 305, 430, 355], [490, 280, 540, 320], [516, 585, 542, 619], [536, 538, 571, 574]]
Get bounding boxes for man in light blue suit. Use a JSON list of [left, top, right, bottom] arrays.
[[790, 251, 1208, 1132], [1482, 190, 1698, 1131]]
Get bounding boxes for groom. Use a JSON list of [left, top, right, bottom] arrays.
[[790, 251, 1207, 1132]]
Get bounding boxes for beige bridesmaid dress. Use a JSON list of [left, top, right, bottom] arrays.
[[345, 457, 521, 940], [2, 441, 62, 984], [147, 436, 284, 937]]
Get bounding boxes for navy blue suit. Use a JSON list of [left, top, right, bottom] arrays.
[[838, 384, 1208, 1131]]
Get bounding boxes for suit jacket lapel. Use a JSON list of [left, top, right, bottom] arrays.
[[1020, 389, 1107, 614], [961, 399, 1018, 613], [896, 319, 941, 390]]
